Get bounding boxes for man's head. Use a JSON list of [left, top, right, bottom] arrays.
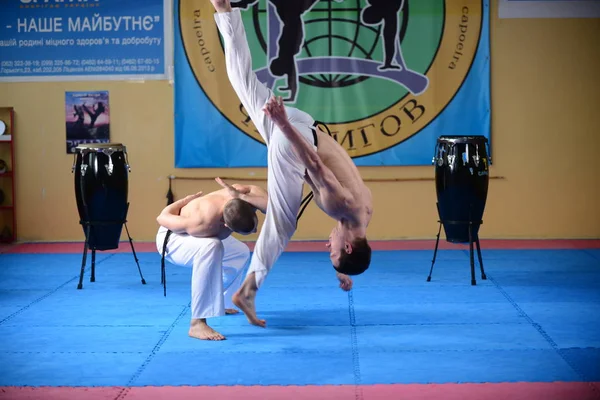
[[327, 225, 371, 276], [223, 198, 258, 235]]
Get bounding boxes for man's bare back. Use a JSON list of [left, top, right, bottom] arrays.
[[178, 190, 236, 240], [157, 179, 266, 241]]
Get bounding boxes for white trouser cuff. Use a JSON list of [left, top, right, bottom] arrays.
[[248, 258, 268, 289]]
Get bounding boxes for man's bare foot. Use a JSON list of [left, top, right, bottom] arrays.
[[232, 273, 266, 328], [225, 308, 239, 315], [189, 319, 226, 341]]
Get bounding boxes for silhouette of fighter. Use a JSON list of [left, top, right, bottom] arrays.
[[73, 105, 85, 129], [269, 0, 319, 101], [82, 102, 106, 129], [361, 0, 405, 70], [232, 0, 340, 101]]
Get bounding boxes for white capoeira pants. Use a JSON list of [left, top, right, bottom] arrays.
[[215, 10, 318, 290], [156, 226, 250, 319]]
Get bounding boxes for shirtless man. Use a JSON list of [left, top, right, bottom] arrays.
[[209, 0, 373, 328], [155, 177, 268, 340]]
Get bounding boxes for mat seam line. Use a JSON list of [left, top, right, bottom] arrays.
[[581, 249, 600, 261], [0, 254, 115, 326], [348, 291, 363, 400], [115, 302, 190, 400], [488, 274, 600, 397]]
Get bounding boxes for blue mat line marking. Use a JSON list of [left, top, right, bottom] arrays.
[[0, 325, 163, 328], [131, 349, 366, 355], [0, 254, 115, 326], [352, 322, 531, 326], [0, 322, 531, 329], [488, 273, 600, 394], [348, 291, 363, 400], [352, 285, 490, 289], [0, 351, 146, 354], [200, 322, 535, 328], [125, 348, 586, 355], [116, 302, 191, 399]]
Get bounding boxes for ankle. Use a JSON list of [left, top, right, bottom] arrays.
[[241, 284, 257, 297], [243, 273, 259, 292], [191, 318, 207, 327]]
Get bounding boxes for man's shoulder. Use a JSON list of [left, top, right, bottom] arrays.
[[182, 195, 222, 217]]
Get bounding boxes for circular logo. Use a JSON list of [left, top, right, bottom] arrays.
[[180, 0, 483, 158]]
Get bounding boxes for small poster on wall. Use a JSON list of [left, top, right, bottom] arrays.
[[65, 91, 110, 154]]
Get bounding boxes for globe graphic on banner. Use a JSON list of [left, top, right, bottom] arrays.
[[249, 0, 409, 89]]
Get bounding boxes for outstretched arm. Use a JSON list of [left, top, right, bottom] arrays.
[[215, 177, 268, 214], [243, 185, 268, 214], [156, 192, 203, 233]]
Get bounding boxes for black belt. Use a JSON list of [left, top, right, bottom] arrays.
[[297, 191, 314, 225], [311, 123, 319, 148], [160, 229, 172, 297]]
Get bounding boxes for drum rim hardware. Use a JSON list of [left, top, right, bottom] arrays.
[[432, 135, 492, 166], [71, 144, 131, 174]]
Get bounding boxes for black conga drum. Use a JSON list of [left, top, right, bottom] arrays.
[[433, 136, 490, 243], [73, 143, 130, 250]]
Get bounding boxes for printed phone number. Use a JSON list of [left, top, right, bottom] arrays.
[[1, 65, 159, 74], [1, 58, 161, 68]]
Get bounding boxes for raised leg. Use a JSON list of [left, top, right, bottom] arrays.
[[77, 224, 90, 290], [215, 9, 276, 144], [90, 249, 96, 282], [125, 222, 146, 285], [475, 237, 487, 280], [469, 223, 476, 286], [427, 221, 443, 282]]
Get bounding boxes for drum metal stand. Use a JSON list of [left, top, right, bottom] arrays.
[[427, 203, 487, 286], [77, 202, 146, 290]]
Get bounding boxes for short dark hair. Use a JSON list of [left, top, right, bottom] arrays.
[[223, 199, 257, 234], [335, 237, 371, 276]]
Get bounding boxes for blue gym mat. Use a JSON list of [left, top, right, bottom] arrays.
[[0, 248, 598, 387]]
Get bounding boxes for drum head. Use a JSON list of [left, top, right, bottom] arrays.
[[76, 143, 125, 152], [0, 120, 6, 135], [438, 135, 488, 145]]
